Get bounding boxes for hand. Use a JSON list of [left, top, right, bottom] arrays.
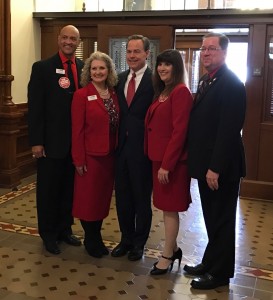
[[206, 169, 219, 191], [76, 165, 87, 176], [158, 167, 169, 184], [32, 145, 46, 159]]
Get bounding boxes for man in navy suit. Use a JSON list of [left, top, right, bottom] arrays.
[[28, 25, 84, 254], [184, 33, 246, 289], [112, 35, 153, 261]]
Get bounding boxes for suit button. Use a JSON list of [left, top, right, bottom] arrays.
[[148, 128, 152, 131]]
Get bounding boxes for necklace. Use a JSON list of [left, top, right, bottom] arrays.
[[93, 83, 110, 99], [159, 94, 168, 102], [98, 88, 109, 97]]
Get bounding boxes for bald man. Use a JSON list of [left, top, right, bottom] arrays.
[[28, 25, 84, 254]]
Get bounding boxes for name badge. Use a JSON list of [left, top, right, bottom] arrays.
[[56, 68, 65, 74], [87, 95, 98, 101]]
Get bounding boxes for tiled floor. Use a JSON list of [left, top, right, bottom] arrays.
[[0, 175, 272, 299]]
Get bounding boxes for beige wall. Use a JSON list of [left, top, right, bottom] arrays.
[[35, 0, 76, 12], [10, 0, 83, 104], [11, 0, 41, 104]]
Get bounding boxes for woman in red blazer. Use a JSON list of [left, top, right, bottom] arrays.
[[145, 49, 193, 275], [71, 51, 119, 258]]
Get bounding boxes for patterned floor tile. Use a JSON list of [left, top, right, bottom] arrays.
[[0, 178, 272, 299]]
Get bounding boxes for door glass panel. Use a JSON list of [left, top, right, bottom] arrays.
[[266, 58, 273, 119], [109, 39, 127, 74], [269, 37, 273, 60], [75, 41, 84, 60], [191, 50, 201, 92], [270, 77, 273, 116], [226, 43, 248, 83], [179, 48, 201, 93]]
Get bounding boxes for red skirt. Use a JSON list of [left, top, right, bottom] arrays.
[[152, 161, 191, 212], [72, 152, 115, 221]]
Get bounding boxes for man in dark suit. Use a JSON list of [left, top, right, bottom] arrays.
[[184, 33, 246, 289], [28, 25, 84, 254], [112, 35, 153, 261]]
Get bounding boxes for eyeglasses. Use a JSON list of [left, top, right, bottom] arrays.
[[199, 47, 222, 53]]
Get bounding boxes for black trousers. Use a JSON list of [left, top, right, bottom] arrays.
[[115, 149, 152, 248], [36, 155, 74, 242], [198, 179, 241, 278]]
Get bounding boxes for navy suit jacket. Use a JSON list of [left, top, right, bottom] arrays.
[[28, 53, 84, 158], [188, 64, 246, 181], [115, 67, 154, 161]]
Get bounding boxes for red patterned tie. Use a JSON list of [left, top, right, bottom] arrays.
[[126, 73, 136, 106], [194, 74, 210, 104]]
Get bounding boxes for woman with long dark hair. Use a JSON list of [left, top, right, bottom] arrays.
[[145, 49, 193, 274]]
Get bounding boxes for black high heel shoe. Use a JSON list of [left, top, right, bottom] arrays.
[[172, 247, 182, 267], [152, 247, 183, 267], [150, 248, 183, 275], [150, 255, 174, 275]]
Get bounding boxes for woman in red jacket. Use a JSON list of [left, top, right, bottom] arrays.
[[71, 51, 119, 258], [145, 49, 193, 274]]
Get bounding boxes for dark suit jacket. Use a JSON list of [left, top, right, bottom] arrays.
[[115, 67, 154, 161], [28, 53, 84, 158], [188, 64, 246, 181], [71, 82, 119, 166]]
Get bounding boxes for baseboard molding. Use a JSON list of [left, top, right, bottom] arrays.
[[240, 179, 273, 201]]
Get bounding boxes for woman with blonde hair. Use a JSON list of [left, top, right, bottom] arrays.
[[72, 51, 119, 258]]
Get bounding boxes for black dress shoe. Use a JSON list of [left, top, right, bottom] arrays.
[[100, 244, 109, 256], [44, 241, 61, 255], [98, 241, 109, 255], [61, 234, 81, 246], [84, 239, 109, 257], [183, 263, 207, 276], [85, 245, 103, 258], [128, 246, 144, 261], [111, 243, 133, 257], [191, 273, 230, 290]]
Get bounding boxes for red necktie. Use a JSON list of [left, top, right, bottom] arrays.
[[66, 60, 76, 93], [126, 73, 136, 106]]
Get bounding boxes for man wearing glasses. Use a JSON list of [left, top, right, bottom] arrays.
[[185, 33, 246, 289]]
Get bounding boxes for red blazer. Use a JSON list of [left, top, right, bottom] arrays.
[[71, 82, 119, 166], [145, 83, 193, 172]]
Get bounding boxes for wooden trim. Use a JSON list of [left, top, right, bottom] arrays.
[[16, 103, 36, 182], [97, 24, 174, 54], [34, 10, 273, 29], [33, 9, 273, 19], [241, 179, 273, 202], [243, 24, 266, 180]]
